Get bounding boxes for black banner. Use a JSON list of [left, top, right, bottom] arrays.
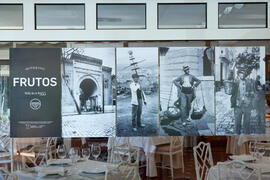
[[10, 48, 61, 137]]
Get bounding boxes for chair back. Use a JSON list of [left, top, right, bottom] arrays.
[[21, 138, 56, 168], [0, 127, 12, 170], [217, 160, 262, 180], [249, 140, 270, 157], [170, 136, 183, 152], [45, 138, 57, 161], [193, 142, 214, 180], [110, 143, 140, 167], [0, 167, 17, 180], [105, 161, 141, 180]]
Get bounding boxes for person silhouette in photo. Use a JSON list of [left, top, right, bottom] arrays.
[[173, 66, 201, 123], [229, 63, 255, 134], [130, 74, 147, 131], [254, 75, 265, 132], [79, 88, 86, 112]]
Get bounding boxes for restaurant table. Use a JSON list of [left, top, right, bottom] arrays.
[[14, 160, 111, 180], [207, 157, 270, 180], [107, 137, 183, 177]]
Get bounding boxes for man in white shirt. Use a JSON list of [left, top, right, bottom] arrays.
[[130, 74, 147, 131]]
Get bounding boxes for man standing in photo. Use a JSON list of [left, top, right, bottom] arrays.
[[173, 66, 201, 123], [130, 73, 147, 131], [229, 63, 255, 134]]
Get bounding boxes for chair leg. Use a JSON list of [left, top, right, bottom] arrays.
[[170, 154, 174, 179], [181, 152, 184, 173]]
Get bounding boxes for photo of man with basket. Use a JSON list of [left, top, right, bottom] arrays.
[[173, 65, 201, 123], [215, 47, 266, 135]]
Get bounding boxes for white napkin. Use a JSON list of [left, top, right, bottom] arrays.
[[35, 166, 65, 177]]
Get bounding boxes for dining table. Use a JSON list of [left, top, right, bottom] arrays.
[[107, 136, 183, 177], [14, 159, 114, 180], [207, 156, 270, 180]]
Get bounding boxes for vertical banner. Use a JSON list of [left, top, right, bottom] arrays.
[[10, 48, 61, 137]]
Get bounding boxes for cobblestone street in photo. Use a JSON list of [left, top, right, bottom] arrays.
[[117, 93, 159, 136], [62, 112, 115, 137]]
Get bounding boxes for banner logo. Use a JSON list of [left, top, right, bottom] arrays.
[[30, 98, 41, 110]]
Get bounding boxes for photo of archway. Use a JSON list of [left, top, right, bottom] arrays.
[[215, 46, 266, 135], [160, 47, 215, 136], [116, 48, 159, 136], [61, 48, 116, 137]]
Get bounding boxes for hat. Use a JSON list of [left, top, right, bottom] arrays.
[[183, 66, 190, 71], [132, 74, 139, 78]]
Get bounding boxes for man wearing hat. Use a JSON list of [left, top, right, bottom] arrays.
[[130, 73, 147, 131], [173, 65, 201, 122], [229, 63, 255, 134]]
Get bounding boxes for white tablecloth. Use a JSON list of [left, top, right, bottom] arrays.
[[208, 157, 270, 180], [238, 135, 270, 146], [207, 165, 270, 180], [15, 160, 109, 180], [107, 137, 183, 177]]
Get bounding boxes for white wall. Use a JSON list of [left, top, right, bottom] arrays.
[[0, 0, 269, 41]]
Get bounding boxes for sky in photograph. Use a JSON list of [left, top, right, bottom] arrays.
[[83, 48, 115, 74], [117, 48, 158, 67]]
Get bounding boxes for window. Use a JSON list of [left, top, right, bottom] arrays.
[[35, 4, 85, 30], [158, 3, 207, 29], [218, 3, 267, 29], [97, 4, 146, 29], [0, 4, 23, 30]]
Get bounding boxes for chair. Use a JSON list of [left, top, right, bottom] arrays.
[[0, 167, 17, 180], [155, 136, 184, 179], [249, 140, 270, 157], [109, 138, 140, 177], [109, 139, 140, 167], [0, 128, 13, 171], [217, 160, 262, 180], [193, 142, 214, 180], [105, 161, 141, 180], [19, 137, 57, 169]]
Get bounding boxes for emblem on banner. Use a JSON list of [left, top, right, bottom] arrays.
[[30, 98, 41, 110]]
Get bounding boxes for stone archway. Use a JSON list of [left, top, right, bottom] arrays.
[[79, 78, 98, 98], [76, 75, 102, 112]]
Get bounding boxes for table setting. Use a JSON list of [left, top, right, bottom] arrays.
[[207, 152, 270, 180], [14, 143, 116, 180]]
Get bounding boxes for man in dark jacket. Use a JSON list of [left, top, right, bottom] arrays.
[[230, 68, 255, 134], [173, 66, 201, 122]]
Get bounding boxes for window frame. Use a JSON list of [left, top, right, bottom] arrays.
[[0, 3, 23, 30], [218, 2, 268, 29], [157, 3, 207, 29], [34, 3, 86, 30], [96, 3, 147, 30]]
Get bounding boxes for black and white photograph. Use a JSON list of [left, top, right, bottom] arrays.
[[116, 48, 159, 136], [61, 48, 116, 137], [160, 47, 215, 136], [215, 46, 266, 135]]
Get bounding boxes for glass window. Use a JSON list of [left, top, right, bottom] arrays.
[[35, 4, 85, 30], [158, 4, 206, 29], [218, 3, 267, 28], [97, 4, 146, 29], [0, 4, 23, 30]]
